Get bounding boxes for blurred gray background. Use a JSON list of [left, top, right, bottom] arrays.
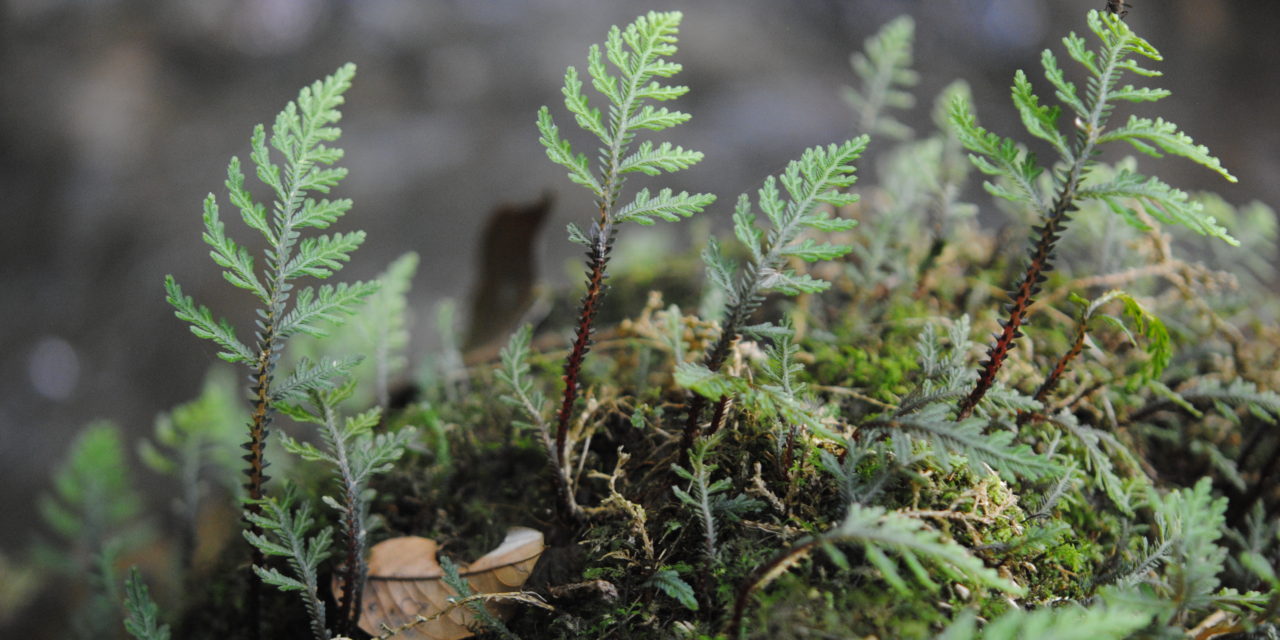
[[2, 0, 1278, 567]]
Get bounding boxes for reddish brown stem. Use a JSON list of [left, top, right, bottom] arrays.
[[244, 325, 277, 640], [1033, 321, 1088, 405], [553, 224, 615, 519], [1017, 318, 1088, 426], [958, 171, 1084, 419]]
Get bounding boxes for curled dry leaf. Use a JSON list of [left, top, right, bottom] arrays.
[[345, 526, 545, 640]]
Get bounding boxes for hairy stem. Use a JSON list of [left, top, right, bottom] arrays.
[[553, 222, 615, 520]]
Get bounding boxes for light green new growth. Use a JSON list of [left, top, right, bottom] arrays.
[[123, 567, 171, 640], [537, 9, 715, 231], [243, 486, 332, 640], [949, 10, 1236, 244], [844, 16, 918, 139], [39, 422, 143, 550], [1070, 289, 1171, 381], [138, 368, 244, 493], [39, 422, 150, 638]]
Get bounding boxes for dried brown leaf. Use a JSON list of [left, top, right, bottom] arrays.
[[349, 527, 545, 640]]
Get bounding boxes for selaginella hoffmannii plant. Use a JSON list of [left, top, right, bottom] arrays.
[[536, 10, 715, 519], [163, 63, 377, 637], [950, 10, 1237, 418]]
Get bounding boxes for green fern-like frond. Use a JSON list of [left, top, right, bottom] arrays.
[[844, 16, 918, 139], [830, 504, 1023, 595], [537, 10, 714, 220], [937, 605, 1155, 640], [698, 138, 866, 348], [287, 252, 420, 408], [138, 368, 244, 491], [276, 383, 414, 633], [496, 324, 551, 436], [947, 97, 1047, 210], [647, 568, 700, 612], [1147, 477, 1229, 617], [1063, 289, 1171, 383], [243, 486, 332, 640], [163, 276, 254, 365], [951, 10, 1237, 244], [165, 66, 376, 553], [270, 355, 361, 405], [39, 422, 144, 548], [277, 281, 381, 340], [672, 435, 742, 561], [869, 404, 1055, 481], [1180, 379, 1280, 424], [167, 61, 374, 370], [1050, 411, 1140, 515], [439, 556, 519, 639]]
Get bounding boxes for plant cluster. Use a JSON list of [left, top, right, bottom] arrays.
[[16, 6, 1280, 640]]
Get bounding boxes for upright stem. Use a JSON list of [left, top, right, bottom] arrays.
[[244, 322, 277, 640], [1017, 317, 1088, 426], [957, 35, 1123, 418], [553, 221, 615, 520], [957, 177, 1080, 419]]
